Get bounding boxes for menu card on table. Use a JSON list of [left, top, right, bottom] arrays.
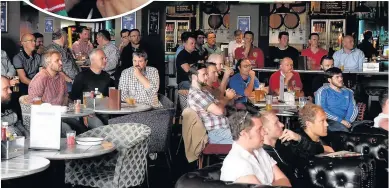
[[30, 103, 61, 150], [108, 88, 121, 110]]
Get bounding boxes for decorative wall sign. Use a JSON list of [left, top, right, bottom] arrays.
[[237, 16, 250, 33], [1, 2, 7, 33], [44, 17, 54, 33], [148, 10, 159, 35], [121, 12, 136, 30]]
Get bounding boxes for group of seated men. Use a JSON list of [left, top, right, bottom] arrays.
[[1, 28, 161, 137], [183, 50, 372, 144]]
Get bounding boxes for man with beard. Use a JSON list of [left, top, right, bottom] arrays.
[[301, 33, 328, 70], [46, 28, 80, 92], [116, 29, 146, 86], [203, 31, 222, 55], [1, 76, 29, 137], [261, 109, 334, 186], [311, 55, 334, 94], [72, 27, 94, 58], [33, 32, 45, 55], [206, 54, 233, 97], [315, 67, 358, 132], [28, 50, 86, 135], [119, 51, 161, 108], [13, 34, 42, 95], [187, 63, 236, 144], [221, 111, 291, 186]]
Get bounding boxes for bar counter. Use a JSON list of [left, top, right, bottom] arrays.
[[253, 68, 389, 76]]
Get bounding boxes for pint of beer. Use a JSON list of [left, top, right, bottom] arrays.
[[32, 97, 43, 105], [254, 89, 266, 102], [265, 95, 272, 111]]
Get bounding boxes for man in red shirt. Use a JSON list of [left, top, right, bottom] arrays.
[[269, 57, 303, 96], [235, 31, 264, 68], [301, 33, 328, 70]]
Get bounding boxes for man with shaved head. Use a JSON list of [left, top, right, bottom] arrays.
[[207, 53, 233, 96], [70, 49, 111, 101], [269, 57, 303, 95], [70, 49, 110, 128], [1, 76, 29, 137], [13, 34, 41, 95], [333, 35, 365, 70]]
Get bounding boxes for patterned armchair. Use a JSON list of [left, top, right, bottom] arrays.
[[19, 95, 31, 132], [64, 123, 151, 188]]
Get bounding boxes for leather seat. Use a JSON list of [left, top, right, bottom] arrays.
[[323, 132, 388, 188], [175, 163, 290, 188], [305, 156, 375, 188]]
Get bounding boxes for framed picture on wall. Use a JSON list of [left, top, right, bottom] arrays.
[[1, 1, 7, 33], [121, 12, 136, 30], [237, 16, 250, 33], [44, 18, 54, 33], [148, 9, 159, 35]]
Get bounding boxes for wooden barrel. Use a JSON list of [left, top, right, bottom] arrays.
[[269, 14, 283, 29], [208, 15, 223, 29], [283, 13, 300, 29]]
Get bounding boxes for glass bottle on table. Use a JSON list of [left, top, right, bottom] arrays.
[[12, 76, 19, 92]]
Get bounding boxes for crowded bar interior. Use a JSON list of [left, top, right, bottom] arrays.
[[1, 1, 388, 188]]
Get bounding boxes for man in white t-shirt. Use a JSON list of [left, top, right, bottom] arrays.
[[374, 90, 388, 131], [228, 30, 244, 58], [220, 111, 291, 186]]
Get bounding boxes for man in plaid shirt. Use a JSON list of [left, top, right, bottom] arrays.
[[187, 63, 236, 144], [119, 51, 162, 108]]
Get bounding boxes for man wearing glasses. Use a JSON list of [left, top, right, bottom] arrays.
[[221, 111, 291, 186], [228, 59, 260, 104], [13, 34, 42, 95], [203, 32, 222, 55], [187, 63, 236, 144]]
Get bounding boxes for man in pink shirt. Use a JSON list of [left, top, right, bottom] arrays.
[[28, 50, 68, 106], [72, 27, 94, 58], [301, 33, 328, 70]]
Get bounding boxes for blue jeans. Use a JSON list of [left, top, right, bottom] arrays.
[[66, 82, 73, 93], [178, 81, 191, 90], [207, 128, 233, 144], [327, 119, 352, 132]]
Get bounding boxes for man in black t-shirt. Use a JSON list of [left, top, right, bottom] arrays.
[[269, 32, 299, 69], [71, 49, 111, 127], [176, 33, 200, 89]]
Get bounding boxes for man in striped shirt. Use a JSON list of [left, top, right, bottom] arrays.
[[315, 67, 358, 132]]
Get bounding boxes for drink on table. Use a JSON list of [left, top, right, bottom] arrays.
[[75, 100, 81, 113], [340, 65, 344, 71], [66, 130, 76, 145], [83, 92, 91, 108], [32, 97, 43, 105], [265, 95, 272, 111], [13, 76, 19, 92], [254, 89, 266, 102], [299, 97, 307, 108]]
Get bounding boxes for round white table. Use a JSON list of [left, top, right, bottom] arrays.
[[22, 108, 95, 118], [26, 138, 116, 160], [1, 155, 50, 180], [94, 103, 152, 115]]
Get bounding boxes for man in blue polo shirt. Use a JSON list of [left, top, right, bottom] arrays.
[[228, 58, 260, 104], [315, 67, 358, 132]]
